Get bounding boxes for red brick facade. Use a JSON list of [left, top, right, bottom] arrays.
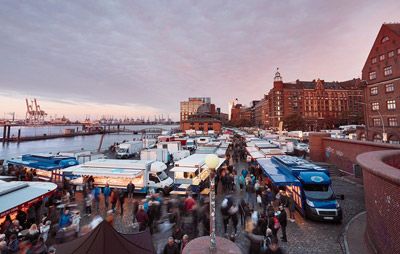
[[361, 24, 400, 143], [357, 150, 400, 254], [266, 70, 365, 130], [180, 120, 222, 133]]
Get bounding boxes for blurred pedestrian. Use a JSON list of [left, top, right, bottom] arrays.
[[85, 190, 93, 216], [287, 193, 296, 222], [163, 236, 179, 254], [127, 181, 135, 199], [103, 184, 111, 209], [110, 189, 118, 213], [118, 190, 125, 216], [278, 206, 288, 242]]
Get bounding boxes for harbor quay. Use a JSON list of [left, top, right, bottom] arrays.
[[0, 135, 369, 254], [1, 1, 400, 253]]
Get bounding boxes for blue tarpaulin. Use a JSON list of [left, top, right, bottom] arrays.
[[257, 158, 301, 186]]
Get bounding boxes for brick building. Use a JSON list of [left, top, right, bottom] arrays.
[[267, 69, 365, 130], [254, 95, 270, 127], [361, 23, 400, 144], [180, 97, 224, 133], [180, 97, 212, 122]]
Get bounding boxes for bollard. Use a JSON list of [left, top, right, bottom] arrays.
[[6, 125, 11, 142], [17, 129, 21, 142], [2, 125, 6, 143]]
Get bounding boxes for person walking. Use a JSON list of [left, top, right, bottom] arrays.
[[103, 184, 111, 209], [118, 189, 126, 216], [85, 191, 93, 216], [136, 205, 149, 231], [287, 193, 296, 222], [278, 206, 288, 242], [163, 236, 179, 254], [127, 181, 135, 199], [93, 186, 101, 212], [110, 189, 118, 213]]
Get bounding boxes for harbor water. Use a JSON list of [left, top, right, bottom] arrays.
[[0, 124, 178, 160]]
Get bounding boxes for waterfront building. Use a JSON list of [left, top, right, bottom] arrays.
[[361, 23, 400, 143], [180, 97, 224, 133], [180, 97, 212, 122], [267, 69, 365, 130], [254, 95, 270, 128]]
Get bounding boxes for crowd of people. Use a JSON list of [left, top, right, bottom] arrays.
[[0, 134, 295, 254]]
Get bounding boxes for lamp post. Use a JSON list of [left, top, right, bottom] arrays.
[[356, 102, 386, 142], [205, 154, 219, 253]]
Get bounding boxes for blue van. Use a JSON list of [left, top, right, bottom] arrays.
[[257, 155, 342, 222]]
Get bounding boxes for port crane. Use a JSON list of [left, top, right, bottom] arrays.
[[25, 98, 47, 124]]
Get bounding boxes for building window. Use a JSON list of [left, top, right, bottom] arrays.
[[369, 71, 376, 80], [372, 118, 381, 127], [371, 57, 377, 64], [387, 100, 396, 110], [381, 36, 389, 43], [371, 102, 379, 111], [384, 66, 392, 76], [379, 54, 385, 61], [388, 51, 395, 58], [370, 86, 378, 95], [373, 133, 382, 143], [398, 48, 400, 55], [386, 83, 394, 93], [388, 117, 398, 127]]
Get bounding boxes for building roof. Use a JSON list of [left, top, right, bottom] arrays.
[[0, 181, 57, 216], [384, 23, 400, 36], [282, 78, 365, 90]]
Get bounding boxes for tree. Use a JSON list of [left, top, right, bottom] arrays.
[[283, 114, 305, 131]]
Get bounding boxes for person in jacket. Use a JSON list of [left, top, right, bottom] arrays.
[[266, 238, 285, 254], [85, 190, 93, 215], [118, 190, 126, 216], [163, 236, 179, 254], [103, 184, 111, 209], [93, 186, 101, 212], [26, 223, 40, 243], [287, 193, 296, 222], [278, 206, 288, 242], [127, 181, 135, 199], [136, 205, 149, 231], [181, 234, 189, 252], [110, 189, 118, 213], [7, 234, 19, 253], [58, 210, 71, 228]]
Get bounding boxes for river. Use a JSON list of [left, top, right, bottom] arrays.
[[0, 124, 178, 160]]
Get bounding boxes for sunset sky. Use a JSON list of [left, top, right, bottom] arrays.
[[0, 0, 399, 121]]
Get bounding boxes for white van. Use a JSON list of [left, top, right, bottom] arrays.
[[63, 159, 173, 194]]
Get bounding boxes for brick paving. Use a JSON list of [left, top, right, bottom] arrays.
[[67, 160, 365, 254]]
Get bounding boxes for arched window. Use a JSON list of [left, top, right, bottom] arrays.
[[388, 134, 400, 144], [381, 36, 389, 43], [373, 133, 382, 143]]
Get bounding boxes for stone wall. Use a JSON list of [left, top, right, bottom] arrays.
[[357, 150, 400, 253], [309, 133, 400, 175]]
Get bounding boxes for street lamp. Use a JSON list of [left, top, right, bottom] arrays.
[[356, 102, 386, 142], [205, 154, 219, 252]]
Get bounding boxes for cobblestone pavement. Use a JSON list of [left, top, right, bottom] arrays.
[[69, 160, 365, 254]]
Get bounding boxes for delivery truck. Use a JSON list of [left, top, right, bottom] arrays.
[[116, 141, 143, 159], [157, 141, 181, 155], [170, 154, 225, 194], [257, 155, 343, 223], [140, 148, 170, 164], [62, 159, 173, 194]]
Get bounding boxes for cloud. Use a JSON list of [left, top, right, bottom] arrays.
[[0, 0, 399, 117]]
